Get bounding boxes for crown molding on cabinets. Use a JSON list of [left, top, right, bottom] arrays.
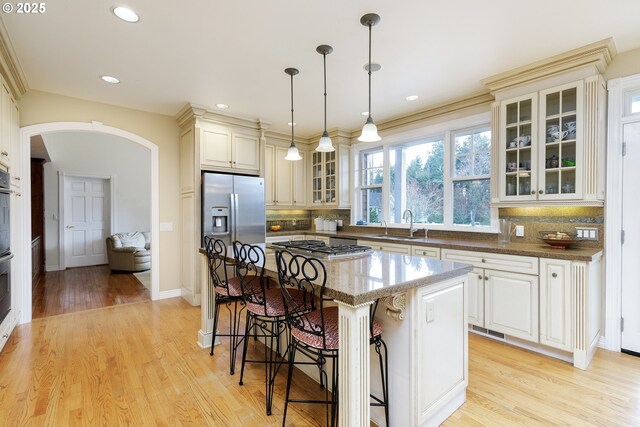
[[175, 102, 270, 132], [348, 90, 495, 141], [0, 18, 27, 98], [482, 38, 616, 94]]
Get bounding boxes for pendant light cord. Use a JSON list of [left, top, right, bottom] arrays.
[[367, 22, 372, 118], [323, 52, 328, 132], [290, 72, 295, 145]]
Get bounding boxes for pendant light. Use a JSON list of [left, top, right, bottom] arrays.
[[316, 45, 335, 152], [358, 13, 382, 143], [284, 67, 302, 161]]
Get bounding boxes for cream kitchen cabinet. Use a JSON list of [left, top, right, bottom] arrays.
[[493, 78, 605, 206], [484, 269, 539, 342], [357, 240, 411, 254], [310, 144, 350, 208], [265, 144, 306, 208], [0, 77, 16, 169], [441, 249, 539, 342], [410, 245, 440, 259], [200, 124, 260, 173], [539, 258, 572, 351]]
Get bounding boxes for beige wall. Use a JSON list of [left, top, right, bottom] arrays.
[[605, 47, 640, 80], [19, 90, 181, 292]]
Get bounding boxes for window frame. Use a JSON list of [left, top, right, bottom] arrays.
[[352, 111, 497, 233]]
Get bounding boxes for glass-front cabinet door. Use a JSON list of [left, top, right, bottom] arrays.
[[311, 151, 337, 206], [538, 82, 582, 200], [500, 93, 538, 201]]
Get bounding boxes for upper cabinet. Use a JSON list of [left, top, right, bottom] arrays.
[[310, 143, 350, 208], [485, 38, 613, 207], [264, 139, 307, 208], [199, 123, 260, 173], [0, 77, 15, 169], [496, 79, 601, 205]]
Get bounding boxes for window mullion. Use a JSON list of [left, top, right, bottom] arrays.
[[382, 146, 390, 222], [443, 130, 453, 228]]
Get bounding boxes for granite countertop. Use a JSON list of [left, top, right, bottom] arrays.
[[199, 246, 472, 306], [262, 251, 471, 305], [267, 229, 603, 262]]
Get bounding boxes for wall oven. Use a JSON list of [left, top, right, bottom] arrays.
[[0, 169, 10, 324]]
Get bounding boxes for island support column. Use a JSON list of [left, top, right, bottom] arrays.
[[336, 300, 373, 427]]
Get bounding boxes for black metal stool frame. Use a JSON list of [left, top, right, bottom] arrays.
[[204, 236, 246, 375]]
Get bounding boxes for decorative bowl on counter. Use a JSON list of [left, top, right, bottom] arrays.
[[270, 225, 282, 231], [538, 231, 581, 249]]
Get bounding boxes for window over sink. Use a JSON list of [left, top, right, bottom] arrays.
[[354, 113, 496, 231]]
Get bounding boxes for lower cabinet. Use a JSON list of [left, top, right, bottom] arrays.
[[467, 268, 485, 327], [484, 269, 539, 342], [539, 258, 572, 351], [357, 240, 411, 254]]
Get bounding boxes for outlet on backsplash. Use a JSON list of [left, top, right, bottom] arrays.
[[576, 227, 598, 240], [515, 225, 524, 237]]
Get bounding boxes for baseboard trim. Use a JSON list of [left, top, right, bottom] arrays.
[[45, 265, 60, 272], [598, 335, 606, 349], [156, 289, 182, 300]]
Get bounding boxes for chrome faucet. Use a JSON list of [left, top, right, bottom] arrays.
[[381, 219, 388, 235], [403, 209, 415, 238]]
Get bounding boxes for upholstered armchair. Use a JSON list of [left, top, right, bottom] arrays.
[[106, 231, 151, 272]]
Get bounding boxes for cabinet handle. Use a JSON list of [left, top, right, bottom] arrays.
[[552, 272, 558, 278], [478, 275, 483, 280], [539, 190, 544, 194], [2, 333, 7, 338], [15, 192, 20, 197], [531, 190, 535, 195], [484, 276, 489, 281], [481, 258, 486, 263], [14, 177, 20, 181]]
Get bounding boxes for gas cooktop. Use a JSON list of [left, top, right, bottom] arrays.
[[270, 240, 372, 259]]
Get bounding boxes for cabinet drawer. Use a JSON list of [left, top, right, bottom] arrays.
[[357, 240, 410, 254], [410, 245, 440, 259], [266, 235, 304, 244], [0, 315, 12, 353], [441, 249, 538, 275], [307, 235, 330, 244]]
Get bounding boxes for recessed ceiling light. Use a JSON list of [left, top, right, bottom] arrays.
[[406, 95, 419, 101], [215, 103, 229, 109], [100, 75, 120, 84], [361, 111, 369, 116], [287, 122, 297, 126], [112, 6, 139, 23]]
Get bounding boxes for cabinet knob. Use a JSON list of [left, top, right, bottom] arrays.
[[229, 161, 232, 164], [481, 258, 486, 263], [15, 192, 21, 197], [2, 333, 7, 338], [530, 190, 535, 195], [484, 276, 489, 281], [478, 275, 483, 280], [1, 151, 7, 156], [14, 177, 20, 181], [539, 190, 544, 194], [552, 272, 558, 278]]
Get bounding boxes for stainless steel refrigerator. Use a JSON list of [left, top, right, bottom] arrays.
[[201, 172, 266, 246]]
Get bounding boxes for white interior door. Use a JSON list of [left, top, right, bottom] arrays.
[[622, 121, 640, 354], [64, 176, 110, 268]]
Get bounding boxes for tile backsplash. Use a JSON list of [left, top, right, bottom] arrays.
[[499, 206, 603, 247], [266, 209, 350, 232]]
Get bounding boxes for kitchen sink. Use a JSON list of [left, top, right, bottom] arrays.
[[370, 234, 424, 240]]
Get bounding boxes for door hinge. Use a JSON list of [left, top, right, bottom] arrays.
[[622, 230, 625, 244], [621, 317, 624, 332], [622, 142, 627, 156]]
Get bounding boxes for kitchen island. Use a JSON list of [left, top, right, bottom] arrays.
[[198, 247, 472, 426]]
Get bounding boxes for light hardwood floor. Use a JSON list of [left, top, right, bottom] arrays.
[[1, 297, 639, 426], [32, 265, 150, 319]]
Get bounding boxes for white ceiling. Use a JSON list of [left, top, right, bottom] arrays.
[[2, 0, 640, 137]]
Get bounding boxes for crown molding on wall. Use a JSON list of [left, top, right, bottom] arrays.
[[482, 38, 616, 94], [0, 18, 28, 98]]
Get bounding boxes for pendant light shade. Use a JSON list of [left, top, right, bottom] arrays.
[[284, 67, 302, 161], [316, 45, 335, 152], [358, 13, 381, 143]]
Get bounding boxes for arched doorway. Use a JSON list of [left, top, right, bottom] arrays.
[[17, 122, 160, 324]]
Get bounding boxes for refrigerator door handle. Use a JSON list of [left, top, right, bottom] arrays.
[[231, 193, 239, 242]]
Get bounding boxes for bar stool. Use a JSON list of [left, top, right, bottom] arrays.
[[204, 236, 249, 375], [275, 249, 390, 427], [235, 242, 315, 415]]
